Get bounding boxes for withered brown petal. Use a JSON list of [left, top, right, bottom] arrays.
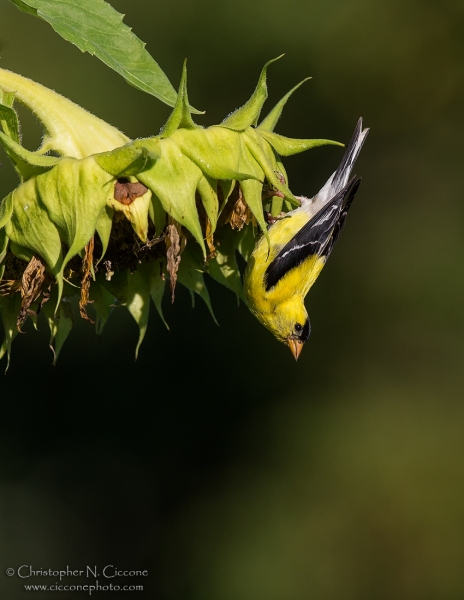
[[164, 218, 186, 303], [114, 180, 149, 206], [79, 237, 95, 323], [205, 217, 216, 258], [225, 186, 255, 231], [17, 256, 46, 329]]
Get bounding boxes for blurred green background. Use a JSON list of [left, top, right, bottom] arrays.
[[1, 0, 464, 598]]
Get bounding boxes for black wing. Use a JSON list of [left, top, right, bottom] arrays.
[[264, 177, 361, 291]]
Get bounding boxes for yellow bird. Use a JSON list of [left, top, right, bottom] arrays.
[[244, 118, 369, 360]]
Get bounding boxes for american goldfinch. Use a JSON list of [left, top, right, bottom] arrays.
[[244, 118, 369, 360]]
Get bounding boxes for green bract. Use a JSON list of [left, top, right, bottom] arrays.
[[0, 59, 342, 367]]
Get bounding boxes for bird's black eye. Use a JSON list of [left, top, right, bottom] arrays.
[[295, 320, 311, 342]]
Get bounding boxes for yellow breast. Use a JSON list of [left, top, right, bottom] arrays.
[[244, 212, 326, 317]]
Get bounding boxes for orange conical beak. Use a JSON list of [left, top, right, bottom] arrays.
[[287, 338, 304, 361]]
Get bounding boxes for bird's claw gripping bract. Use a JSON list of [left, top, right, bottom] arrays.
[[0, 57, 342, 367]]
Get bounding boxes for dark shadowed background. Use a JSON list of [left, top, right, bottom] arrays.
[[1, 0, 464, 598]]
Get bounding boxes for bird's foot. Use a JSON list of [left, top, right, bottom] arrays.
[[265, 211, 287, 225]]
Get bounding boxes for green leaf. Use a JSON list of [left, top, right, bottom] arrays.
[[177, 244, 217, 324], [97, 266, 151, 357], [197, 175, 219, 233], [35, 158, 114, 288], [100, 268, 128, 302], [221, 56, 284, 131], [0, 89, 16, 109], [0, 192, 14, 229], [258, 78, 311, 132], [207, 226, 246, 302], [126, 266, 151, 359], [161, 60, 200, 138], [147, 261, 169, 329], [42, 292, 74, 364], [54, 302, 74, 362], [258, 130, 343, 156], [218, 180, 236, 215], [148, 193, 166, 236], [0, 229, 9, 264], [5, 157, 114, 305], [8, 0, 194, 110], [9, 240, 34, 263], [137, 138, 206, 255], [95, 143, 158, 177], [0, 292, 21, 371], [8, 0, 38, 16], [273, 157, 293, 212], [95, 206, 113, 264], [0, 131, 60, 181], [275, 156, 288, 185], [90, 279, 115, 334], [175, 126, 262, 182], [0, 99, 20, 143], [239, 178, 268, 240], [270, 195, 283, 217], [5, 182, 63, 276], [236, 223, 256, 262], [244, 128, 298, 205]]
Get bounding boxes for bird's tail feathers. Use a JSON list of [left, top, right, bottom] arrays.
[[333, 118, 368, 190], [315, 118, 368, 207]]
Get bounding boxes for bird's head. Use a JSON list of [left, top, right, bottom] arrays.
[[262, 297, 311, 361]]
